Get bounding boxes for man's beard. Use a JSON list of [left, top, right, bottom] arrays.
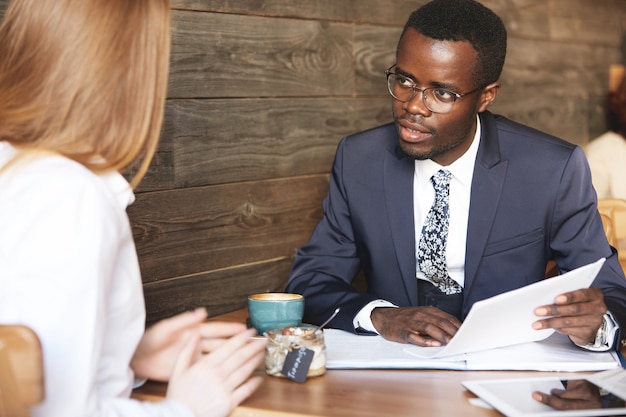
[[395, 118, 468, 162], [398, 136, 465, 161]]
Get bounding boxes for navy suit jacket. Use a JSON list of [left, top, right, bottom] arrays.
[[285, 111, 626, 338]]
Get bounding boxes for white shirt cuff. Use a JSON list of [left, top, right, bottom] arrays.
[[353, 300, 397, 333]]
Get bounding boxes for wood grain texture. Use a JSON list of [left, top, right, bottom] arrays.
[[169, 10, 353, 98], [354, 25, 402, 95], [129, 175, 329, 283], [145, 0, 626, 320], [136, 310, 626, 417], [3, 0, 626, 321], [143, 257, 293, 324], [170, 0, 423, 25], [491, 94, 589, 144], [482, 0, 551, 40], [137, 98, 393, 192], [549, 0, 626, 45]]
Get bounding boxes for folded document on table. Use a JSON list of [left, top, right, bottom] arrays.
[[324, 330, 623, 372], [413, 258, 606, 358], [325, 258, 622, 372]]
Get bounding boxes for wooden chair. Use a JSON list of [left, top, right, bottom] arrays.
[[0, 325, 44, 417], [598, 198, 626, 273], [599, 212, 617, 247]]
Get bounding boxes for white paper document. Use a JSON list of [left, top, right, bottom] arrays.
[[324, 258, 621, 371], [325, 327, 467, 370], [325, 329, 622, 372], [449, 332, 622, 372], [411, 258, 606, 358]]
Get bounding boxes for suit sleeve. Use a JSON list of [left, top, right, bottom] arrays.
[[550, 146, 626, 345], [285, 138, 380, 332]]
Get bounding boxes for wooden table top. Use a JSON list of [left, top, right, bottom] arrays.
[[132, 308, 624, 417]]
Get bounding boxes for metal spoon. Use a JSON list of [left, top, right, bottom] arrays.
[[301, 307, 340, 337]]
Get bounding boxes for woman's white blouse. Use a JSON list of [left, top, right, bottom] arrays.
[[0, 143, 192, 417]]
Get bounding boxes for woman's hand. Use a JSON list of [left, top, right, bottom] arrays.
[[166, 327, 266, 417], [131, 307, 258, 381]]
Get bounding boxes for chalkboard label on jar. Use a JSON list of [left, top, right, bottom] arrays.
[[281, 347, 314, 383]]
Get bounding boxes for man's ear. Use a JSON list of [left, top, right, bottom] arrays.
[[477, 82, 500, 112]]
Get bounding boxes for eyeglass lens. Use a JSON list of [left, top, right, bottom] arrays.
[[387, 74, 457, 114]]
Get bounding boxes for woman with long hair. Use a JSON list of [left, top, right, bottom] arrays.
[[0, 1, 265, 416]]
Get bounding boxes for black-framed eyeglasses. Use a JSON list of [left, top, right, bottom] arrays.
[[385, 65, 482, 114]]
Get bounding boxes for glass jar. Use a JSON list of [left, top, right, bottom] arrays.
[[264, 326, 326, 379]]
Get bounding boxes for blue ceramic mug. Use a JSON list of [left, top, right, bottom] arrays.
[[247, 293, 304, 335]]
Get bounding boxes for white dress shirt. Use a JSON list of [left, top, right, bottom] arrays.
[[0, 143, 193, 417], [354, 117, 481, 331], [413, 118, 480, 287]]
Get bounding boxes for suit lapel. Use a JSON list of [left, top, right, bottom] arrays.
[[464, 112, 508, 293], [381, 112, 507, 305], [384, 146, 418, 305]]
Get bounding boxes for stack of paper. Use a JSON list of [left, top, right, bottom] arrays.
[[325, 330, 622, 372], [324, 258, 623, 372]]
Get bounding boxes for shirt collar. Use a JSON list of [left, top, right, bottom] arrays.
[[0, 141, 135, 208], [415, 114, 481, 187], [101, 171, 136, 208]]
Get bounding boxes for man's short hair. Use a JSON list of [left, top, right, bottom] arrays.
[[401, 0, 507, 88]]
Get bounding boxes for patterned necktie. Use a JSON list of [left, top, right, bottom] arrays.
[[417, 169, 463, 295]]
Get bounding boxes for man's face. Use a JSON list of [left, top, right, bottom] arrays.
[[392, 28, 496, 166]]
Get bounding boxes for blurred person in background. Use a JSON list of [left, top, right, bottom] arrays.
[[585, 67, 626, 200]]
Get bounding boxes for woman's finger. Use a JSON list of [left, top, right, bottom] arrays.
[[170, 333, 201, 379], [197, 321, 249, 340], [153, 308, 208, 336]]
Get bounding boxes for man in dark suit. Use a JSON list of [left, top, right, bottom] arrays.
[[285, 0, 626, 351]]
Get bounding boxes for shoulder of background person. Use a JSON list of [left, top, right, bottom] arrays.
[[585, 131, 626, 154]]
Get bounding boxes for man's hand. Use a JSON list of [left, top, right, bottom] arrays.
[[532, 288, 606, 345], [532, 379, 602, 410], [370, 306, 461, 346]]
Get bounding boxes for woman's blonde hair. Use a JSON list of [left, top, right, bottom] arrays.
[[0, 0, 170, 188]]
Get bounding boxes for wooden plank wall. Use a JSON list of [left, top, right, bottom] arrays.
[[2, 0, 626, 324]]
